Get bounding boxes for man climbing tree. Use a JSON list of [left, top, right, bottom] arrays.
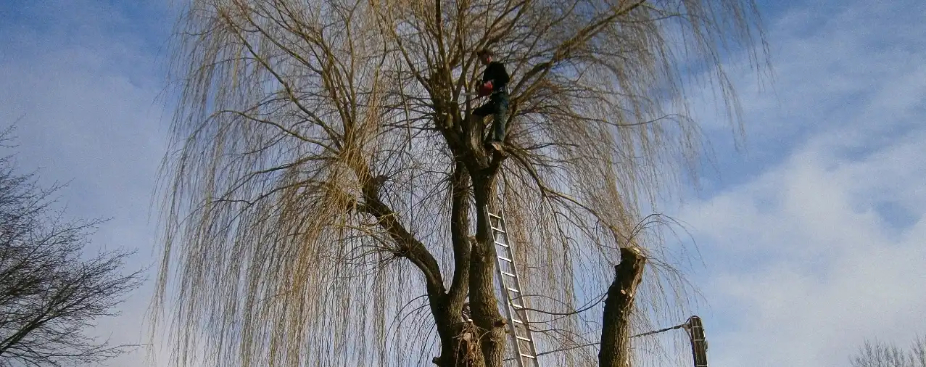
[[473, 49, 510, 152], [153, 1, 769, 366]]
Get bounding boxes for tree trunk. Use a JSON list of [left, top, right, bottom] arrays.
[[598, 246, 646, 367], [468, 176, 508, 367], [432, 163, 483, 367], [432, 304, 484, 367]]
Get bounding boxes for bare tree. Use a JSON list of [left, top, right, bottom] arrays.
[[0, 130, 144, 367], [154, 0, 768, 366], [851, 337, 926, 367]]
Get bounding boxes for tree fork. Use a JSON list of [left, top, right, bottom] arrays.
[[432, 298, 483, 367], [598, 246, 647, 367]]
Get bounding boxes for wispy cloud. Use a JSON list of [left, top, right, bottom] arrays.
[[673, 1, 926, 366], [0, 1, 174, 366]]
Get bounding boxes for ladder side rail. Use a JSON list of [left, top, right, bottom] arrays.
[[492, 219, 526, 367], [494, 214, 540, 366], [496, 216, 537, 366]]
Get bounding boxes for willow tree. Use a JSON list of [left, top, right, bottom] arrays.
[[153, 0, 767, 366]]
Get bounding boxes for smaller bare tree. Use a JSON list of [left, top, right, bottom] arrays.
[[0, 128, 144, 367], [851, 336, 926, 367]]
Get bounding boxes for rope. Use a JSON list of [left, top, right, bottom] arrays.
[[630, 319, 690, 338], [533, 317, 693, 358]]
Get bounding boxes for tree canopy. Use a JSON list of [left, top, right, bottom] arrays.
[[154, 0, 768, 365], [0, 128, 143, 367]]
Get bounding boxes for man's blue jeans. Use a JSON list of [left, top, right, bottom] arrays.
[[474, 91, 509, 142]]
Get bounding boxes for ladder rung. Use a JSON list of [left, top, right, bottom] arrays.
[[488, 209, 538, 363]]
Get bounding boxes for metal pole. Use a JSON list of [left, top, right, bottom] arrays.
[[686, 316, 708, 367]]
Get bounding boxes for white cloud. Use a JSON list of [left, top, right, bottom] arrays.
[[672, 1, 926, 366], [0, 1, 174, 366], [682, 128, 926, 367]]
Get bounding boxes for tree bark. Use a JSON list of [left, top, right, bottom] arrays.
[[432, 163, 482, 367], [432, 306, 481, 367], [598, 246, 646, 367], [468, 175, 508, 367], [428, 75, 506, 366]]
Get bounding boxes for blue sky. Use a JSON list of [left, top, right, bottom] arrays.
[[1, 1, 924, 366]]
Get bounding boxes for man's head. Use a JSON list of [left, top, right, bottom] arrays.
[[476, 49, 493, 65]]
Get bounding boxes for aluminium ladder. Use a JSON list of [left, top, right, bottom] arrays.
[[488, 212, 539, 367]]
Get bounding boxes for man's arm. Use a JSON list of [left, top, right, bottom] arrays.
[[494, 63, 510, 87], [477, 63, 509, 95], [478, 67, 494, 96], [481, 67, 493, 84]]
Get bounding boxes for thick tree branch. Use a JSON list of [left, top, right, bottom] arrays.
[[358, 181, 445, 297], [446, 162, 471, 306], [348, 152, 449, 299], [598, 246, 646, 367]]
